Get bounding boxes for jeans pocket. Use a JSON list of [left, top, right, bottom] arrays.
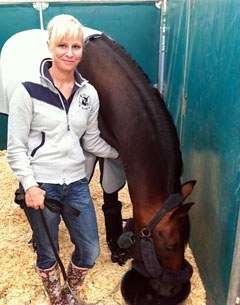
[[37, 182, 45, 189]]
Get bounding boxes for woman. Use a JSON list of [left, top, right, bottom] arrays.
[[7, 14, 119, 305]]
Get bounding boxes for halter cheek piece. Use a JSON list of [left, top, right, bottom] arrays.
[[118, 193, 193, 283], [118, 193, 183, 249]]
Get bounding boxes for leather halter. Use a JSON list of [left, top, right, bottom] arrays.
[[119, 193, 193, 284], [135, 193, 183, 240]]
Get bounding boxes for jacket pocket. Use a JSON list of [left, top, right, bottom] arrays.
[[30, 132, 46, 157]]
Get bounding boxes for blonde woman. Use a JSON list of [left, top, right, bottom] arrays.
[[7, 14, 119, 304]]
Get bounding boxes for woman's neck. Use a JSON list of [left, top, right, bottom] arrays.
[[49, 66, 75, 100], [49, 66, 74, 86]]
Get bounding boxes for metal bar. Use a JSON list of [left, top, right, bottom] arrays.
[[157, 0, 167, 94], [33, 2, 49, 28], [179, 0, 191, 145], [0, 0, 157, 4]]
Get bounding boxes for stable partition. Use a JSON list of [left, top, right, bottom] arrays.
[[164, 1, 240, 304], [3, 1, 239, 304], [0, 0, 161, 149]]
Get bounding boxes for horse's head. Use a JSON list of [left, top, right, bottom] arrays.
[[119, 180, 196, 304]]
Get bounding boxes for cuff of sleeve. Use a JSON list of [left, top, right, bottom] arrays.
[[110, 147, 119, 159], [20, 176, 38, 191]]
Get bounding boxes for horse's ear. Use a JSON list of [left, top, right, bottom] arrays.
[[181, 180, 196, 200], [171, 202, 194, 220]]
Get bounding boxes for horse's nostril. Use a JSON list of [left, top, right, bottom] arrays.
[[150, 279, 182, 297], [171, 284, 182, 296]]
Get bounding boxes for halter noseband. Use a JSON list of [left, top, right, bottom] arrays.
[[118, 193, 193, 284], [118, 193, 183, 249]]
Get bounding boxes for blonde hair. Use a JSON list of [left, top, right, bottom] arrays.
[[47, 14, 83, 46]]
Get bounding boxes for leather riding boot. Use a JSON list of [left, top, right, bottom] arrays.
[[62, 261, 88, 305], [36, 262, 64, 305], [102, 192, 130, 266]]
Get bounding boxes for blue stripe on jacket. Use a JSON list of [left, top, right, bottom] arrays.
[[22, 82, 64, 110]]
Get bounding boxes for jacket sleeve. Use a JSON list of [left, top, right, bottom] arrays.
[[81, 84, 119, 159], [7, 83, 38, 190]]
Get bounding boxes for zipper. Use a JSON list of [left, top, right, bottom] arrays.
[[66, 114, 70, 131], [57, 92, 70, 131], [42, 75, 71, 131], [56, 91, 70, 184]]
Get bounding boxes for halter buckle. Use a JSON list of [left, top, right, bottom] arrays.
[[140, 228, 151, 237]]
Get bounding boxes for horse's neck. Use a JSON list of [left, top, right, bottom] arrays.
[[80, 35, 182, 199]]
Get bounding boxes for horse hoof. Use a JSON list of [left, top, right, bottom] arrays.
[[111, 248, 131, 266]]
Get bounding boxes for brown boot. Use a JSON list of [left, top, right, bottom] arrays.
[[36, 262, 65, 305], [62, 261, 88, 305]]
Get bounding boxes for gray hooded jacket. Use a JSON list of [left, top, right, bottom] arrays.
[[7, 58, 118, 191]]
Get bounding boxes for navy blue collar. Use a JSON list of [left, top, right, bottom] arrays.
[[40, 58, 85, 89]]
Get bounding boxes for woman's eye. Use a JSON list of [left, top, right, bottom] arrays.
[[73, 45, 82, 50]]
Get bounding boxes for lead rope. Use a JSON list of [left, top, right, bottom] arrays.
[[40, 202, 128, 305]]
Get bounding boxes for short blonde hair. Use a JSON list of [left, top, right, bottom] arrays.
[[47, 14, 83, 46]]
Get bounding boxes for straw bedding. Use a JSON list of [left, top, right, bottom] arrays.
[[0, 151, 206, 305]]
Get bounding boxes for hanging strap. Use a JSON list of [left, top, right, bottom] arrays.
[[41, 198, 80, 281], [14, 187, 80, 282]]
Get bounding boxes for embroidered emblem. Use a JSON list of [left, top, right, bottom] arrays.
[[78, 94, 90, 109]]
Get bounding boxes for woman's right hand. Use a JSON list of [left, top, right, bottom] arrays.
[[25, 186, 46, 209]]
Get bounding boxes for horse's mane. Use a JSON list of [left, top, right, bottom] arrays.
[[105, 34, 183, 187], [100, 35, 179, 136], [87, 33, 183, 192]]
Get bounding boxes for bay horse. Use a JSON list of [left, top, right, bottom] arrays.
[[79, 33, 196, 305], [0, 29, 195, 304]]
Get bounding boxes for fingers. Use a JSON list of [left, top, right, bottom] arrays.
[[25, 186, 46, 209]]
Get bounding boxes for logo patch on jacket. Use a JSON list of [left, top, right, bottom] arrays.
[[78, 94, 90, 109]]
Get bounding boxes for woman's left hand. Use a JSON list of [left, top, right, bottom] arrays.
[[25, 186, 46, 210]]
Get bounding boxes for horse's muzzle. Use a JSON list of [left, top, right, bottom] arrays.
[[121, 268, 191, 305]]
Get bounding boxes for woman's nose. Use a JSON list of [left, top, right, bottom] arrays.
[[66, 47, 73, 56]]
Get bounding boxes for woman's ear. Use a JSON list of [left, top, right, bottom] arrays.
[[47, 40, 51, 52]]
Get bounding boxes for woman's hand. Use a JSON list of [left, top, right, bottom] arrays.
[[25, 186, 46, 209]]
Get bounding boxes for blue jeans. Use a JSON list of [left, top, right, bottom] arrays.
[[23, 178, 100, 269]]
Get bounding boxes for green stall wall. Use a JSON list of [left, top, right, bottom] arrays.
[[2, 1, 240, 304], [164, 1, 240, 304], [0, 2, 160, 149]]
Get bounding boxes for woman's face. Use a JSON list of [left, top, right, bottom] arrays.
[[49, 32, 83, 72]]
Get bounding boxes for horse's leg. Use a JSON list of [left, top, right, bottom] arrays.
[[102, 191, 122, 252], [98, 157, 130, 265], [102, 190, 130, 266]]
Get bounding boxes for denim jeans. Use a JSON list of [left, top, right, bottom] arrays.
[[23, 178, 100, 269]]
